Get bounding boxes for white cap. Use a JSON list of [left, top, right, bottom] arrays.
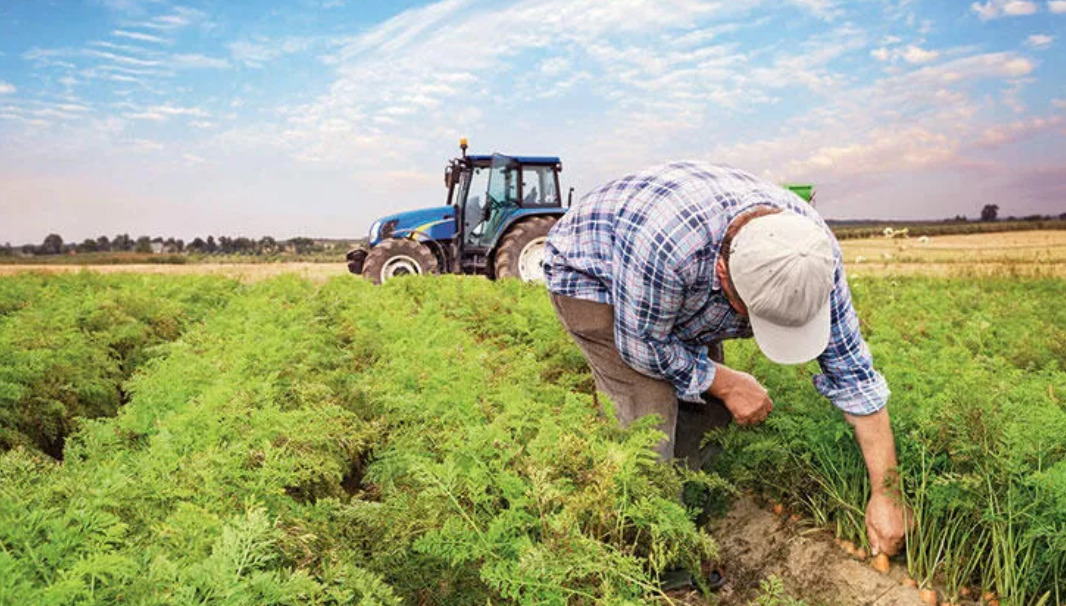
[[728, 211, 835, 365]]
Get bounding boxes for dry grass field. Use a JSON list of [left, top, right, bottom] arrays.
[[1, 231, 1063, 281]]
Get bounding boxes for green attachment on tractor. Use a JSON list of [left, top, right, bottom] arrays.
[[784, 183, 815, 203]]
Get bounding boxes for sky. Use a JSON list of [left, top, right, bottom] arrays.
[[1, 0, 1065, 245]]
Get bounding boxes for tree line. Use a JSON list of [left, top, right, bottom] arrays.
[[0, 234, 335, 257]]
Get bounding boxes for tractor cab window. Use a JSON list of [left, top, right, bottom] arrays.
[[462, 166, 491, 246], [521, 165, 560, 207]]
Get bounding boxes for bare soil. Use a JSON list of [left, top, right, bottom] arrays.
[[704, 498, 927, 606]]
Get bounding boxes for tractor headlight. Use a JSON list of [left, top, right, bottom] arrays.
[[369, 220, 382, 241]]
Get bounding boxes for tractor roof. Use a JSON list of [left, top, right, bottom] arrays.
[[466, 154, 561, 165]]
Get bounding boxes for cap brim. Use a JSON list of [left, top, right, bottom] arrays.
[[748, 298, 831, 365]]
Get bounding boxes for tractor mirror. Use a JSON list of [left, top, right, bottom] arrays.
[[444, 167, 454, 189]]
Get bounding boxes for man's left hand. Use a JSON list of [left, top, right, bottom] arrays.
[[865, 490, 909, 556]]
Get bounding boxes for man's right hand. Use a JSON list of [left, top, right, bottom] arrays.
[[708, 364, 773, 425]]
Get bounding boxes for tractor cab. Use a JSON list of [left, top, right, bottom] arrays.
[[447, 151, 567, 277]]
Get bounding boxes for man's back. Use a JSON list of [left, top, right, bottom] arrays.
[[543, 161, 828, 306]]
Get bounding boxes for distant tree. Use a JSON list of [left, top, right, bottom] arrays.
[[1060, 212, 1066, 221], [41, 234, 64, 255], [217, 236, 233, 254], [232, 237, 254, 254], [174, 239, 185, 253], [290, 237, 315, 254], [113, 234, 133, 252], [952, 214, 967, 222], [134, 236, 152, 253], [206, 236, 217, 254], [258, 236, 278, 254], [96, 235, 111, 252], [980, 204, 999, 222], [189, 237, 206, 253], [0, 243, 12, 257], [77, 238, 99, 253]]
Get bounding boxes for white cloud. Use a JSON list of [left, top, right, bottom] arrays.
[[1049, 1, 1066, 13], [0, 80, 15, 95], [1026, 34, 1054, 47], [971, 0, 1038, 19], [229, 38, 311, 67], [171, 54, 229, 69], [901, 45, 940, 63], [129, 7, 206, 31], [131, 139, 164, 152], [870, 44, 941, 64], [1052, 98, 1066, 108], [128, 104, 208, 121], [113, 29, 168, 44], [980, 116, 1064, 145]]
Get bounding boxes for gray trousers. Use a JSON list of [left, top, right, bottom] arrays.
[[550, 293, 732, 466]]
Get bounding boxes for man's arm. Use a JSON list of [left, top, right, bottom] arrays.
[[846, 409, 907, 556]]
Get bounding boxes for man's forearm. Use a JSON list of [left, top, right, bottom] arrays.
[[845, 408, 899, 494]]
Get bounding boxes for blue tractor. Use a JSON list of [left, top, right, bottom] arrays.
[[347, 139, 572, 284]]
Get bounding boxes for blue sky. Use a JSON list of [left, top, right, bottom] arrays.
[[1, 0, 1064, 244]]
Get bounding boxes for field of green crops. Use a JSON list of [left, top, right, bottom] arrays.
[[1, 272, 1064, 605]]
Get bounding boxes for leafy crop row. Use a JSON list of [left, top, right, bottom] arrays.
[[710, 277, 1066, 605], [0, 273, 238, 456], [1, 275, 722, 604]]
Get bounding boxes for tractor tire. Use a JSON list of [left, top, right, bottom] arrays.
[[494, 216, 558, 283], [362, 238, 439, 285]]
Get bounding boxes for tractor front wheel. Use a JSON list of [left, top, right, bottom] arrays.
[[362, 238, 439, 285], [494, 216, 558, 283]]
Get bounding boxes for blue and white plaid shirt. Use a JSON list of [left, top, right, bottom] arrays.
[[543, 161, 889, 415]]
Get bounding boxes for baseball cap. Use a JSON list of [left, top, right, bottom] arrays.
[[728, 211, 835, 365]]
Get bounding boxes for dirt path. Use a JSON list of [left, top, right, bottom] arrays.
[[709, 498, 925, 606]]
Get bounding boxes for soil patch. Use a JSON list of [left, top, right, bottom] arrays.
[[708, 498, 925, 606]]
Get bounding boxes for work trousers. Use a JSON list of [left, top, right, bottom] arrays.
[[550, 293, 732, 467]]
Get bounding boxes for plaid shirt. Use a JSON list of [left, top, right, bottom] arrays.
[[543, 161, 889, 415]]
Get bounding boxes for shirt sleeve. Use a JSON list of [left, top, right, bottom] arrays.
[[609, 224, 716, 403], [813, 251, 890, 415]]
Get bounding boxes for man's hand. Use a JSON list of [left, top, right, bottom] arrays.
[[708, 364, 773, 426], [866, 490, 909, 556]]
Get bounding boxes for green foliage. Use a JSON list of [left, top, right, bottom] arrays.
[[0, 273, 238, 456], [0, 275, 725, 604], [708, 277, 1066, 605]]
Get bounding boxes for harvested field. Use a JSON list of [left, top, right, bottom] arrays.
[[2, 231, 1064, 280]]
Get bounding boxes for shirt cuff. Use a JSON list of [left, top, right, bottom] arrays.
[[813, 372, 890, 415], [677, 353, 716, 403]]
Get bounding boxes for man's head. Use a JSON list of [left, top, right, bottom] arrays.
[[715, 208, 835, 365]]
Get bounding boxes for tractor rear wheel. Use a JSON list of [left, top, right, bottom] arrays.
[[362, 238, 439, 285], [494, 216, 558, 283]]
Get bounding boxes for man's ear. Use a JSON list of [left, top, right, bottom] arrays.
[[715, 255, 728, 285]]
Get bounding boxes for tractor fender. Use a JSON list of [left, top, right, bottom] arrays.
[[485, 209, 567, 251]]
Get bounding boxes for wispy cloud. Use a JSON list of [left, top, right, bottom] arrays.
[[971, 0, 1039, 20], [113, 29, 169, 44], [128, 7, 206, 31], [1049, 1, 1066, 13], [871, 44, 941, 64], [0, 80, 15, 95], [127, 103, 208, 121], [228, 38, 313, 67], [1025, 34, 1054, 48], [170, 54, 229, 69]]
